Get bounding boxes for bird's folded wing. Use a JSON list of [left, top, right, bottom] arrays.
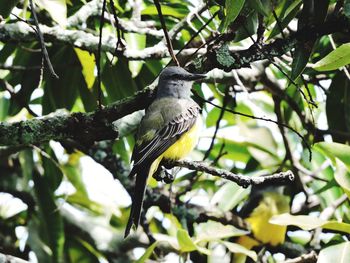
[[130, 104, 200, 176]]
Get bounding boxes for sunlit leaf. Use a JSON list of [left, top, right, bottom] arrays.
[[125, 33, 146, 78], [195, 221, 248, 243], [270, 213, 350, 234], [314, 43, 350, 71], [315, 142, 350, 170], [74, 48, 95, 89], [334, 160, 350, 199], [222, 241, 257, 261], [317, 242, 350, 263], [211, 182, 250, 212], [142, 6, 186, 18], [177, 229, 197, 252], [136, 241, 159, 263]]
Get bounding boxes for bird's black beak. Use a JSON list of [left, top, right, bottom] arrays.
[[186, 72, 207, 81]]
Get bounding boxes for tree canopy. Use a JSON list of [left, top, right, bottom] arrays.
[[0, 0, 350, 262]]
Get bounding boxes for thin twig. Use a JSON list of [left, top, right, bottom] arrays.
[[284, 251, 318, 263], [177, 10, 219, 58], [96, 0, 107, 109], [109, 0, 125, 54], [28, 0, 58, 79], [166, 159, 295, 188], [203, 86, 230, 160], [193, 91, 312, 160], [154, 0, 180, 66]]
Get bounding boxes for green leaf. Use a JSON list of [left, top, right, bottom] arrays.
[[223, 0, 245, 31], [61, 153, 88, 198], [34, 0, 67, 26], [247, 0, 270, 16], [74, 48, 95, 89], [334, 160, 350, 199], [66, 192, 104, 214], [210, 139, 251, 163], [317, 242, 350, 263], [141, 6, 185, 18], [66, 237, 102, 263], [41, 146, 64, 191], [291, 0, 328, 79], [345, 0, 350, 18], [211, 182, 250, 211], [195, 221, 248, 243], [326, 73, 350, 143], [314, 43, 350, 71], [124, 33, 146, 78], [42, 46, 82, 114], [233, 10, 258, 42], [136, 241, 159, 263], [0, 95, 10, 121], [177, 229, 197, 252], [176, 229, 211, 255], [270, 213, 350, 234], [222, 241, 257, 261], [268, 0, 302, 39], [102, 58, 137, 103], [291, 41, 314, 80], [33, 170, 65, 263], [0, 0, 20, 18], [315, 142, 350, 170]]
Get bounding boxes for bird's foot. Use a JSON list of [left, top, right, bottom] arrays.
[[153, 166, 174, 184]]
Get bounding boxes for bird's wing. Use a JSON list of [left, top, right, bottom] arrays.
[[130, 100, 200, 176]]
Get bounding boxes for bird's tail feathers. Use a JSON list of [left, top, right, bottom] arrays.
[[124, 166, 150, 238]]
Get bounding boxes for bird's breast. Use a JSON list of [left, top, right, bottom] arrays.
[[162, 117, 202, 160]]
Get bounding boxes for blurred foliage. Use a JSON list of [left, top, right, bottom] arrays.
[[0, 0, 350, 262]]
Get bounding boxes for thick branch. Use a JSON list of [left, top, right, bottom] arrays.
[[284, 251, 317, 263], [167, 160, 295, 187], [0, 88, 154, 146], [1, 18, 348, 64], [193, 17, 350, 72]]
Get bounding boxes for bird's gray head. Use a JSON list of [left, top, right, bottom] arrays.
[[157, 66, 206, 99]]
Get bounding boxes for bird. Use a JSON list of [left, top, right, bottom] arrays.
[[124, 66, 206, 238]]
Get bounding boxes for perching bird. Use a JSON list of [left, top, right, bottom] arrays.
[[124, 66, 206, 237]]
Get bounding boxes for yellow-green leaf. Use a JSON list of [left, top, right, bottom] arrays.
[[74, 48, 95, 89], [125, 33, 146, 78], [222, 241, 257, 261], [177, 229, 197, 252], [317, 242, 350, 263], [314, 43, 350, 71], [315, 142, 350, 170], [136, 241, 158, 263], [334, 160, 350, 199], [270, 213, 350, 234]]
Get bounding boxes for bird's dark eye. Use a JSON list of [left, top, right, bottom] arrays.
[[172, 74, 179, 78]]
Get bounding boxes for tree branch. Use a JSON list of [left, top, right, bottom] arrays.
[[166, 159, 295, 187], [1, 17, 348, 65], [0, 87, 154, 146]]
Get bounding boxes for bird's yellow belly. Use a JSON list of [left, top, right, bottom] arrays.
[[162, 117, 201, 160], [148, 118, 201, 177]]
